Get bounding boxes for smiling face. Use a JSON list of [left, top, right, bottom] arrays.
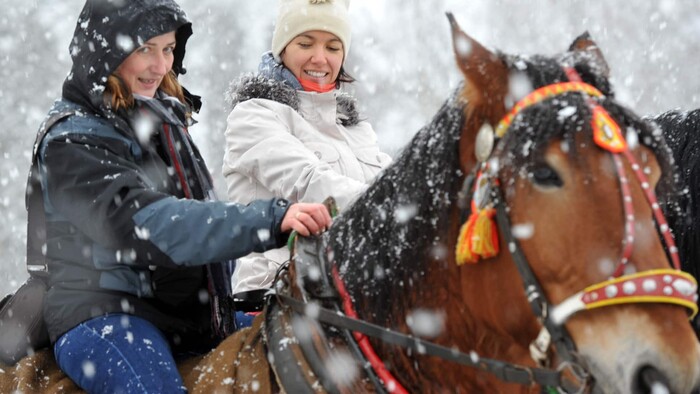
[[115, 31, 176, 97], [281, 30, 344, 86]]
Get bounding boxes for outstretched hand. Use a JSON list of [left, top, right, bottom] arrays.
[[281, 202, 333, 237]]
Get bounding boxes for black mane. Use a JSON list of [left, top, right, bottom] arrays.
[[653, 109, 700, 333], [327, 89, 465, 324], [498, 55, 680, 228]]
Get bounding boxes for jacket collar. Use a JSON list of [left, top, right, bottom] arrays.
[[227, 74, 362, 127]]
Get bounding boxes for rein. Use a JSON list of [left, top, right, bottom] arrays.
[[270, 234, 572, 389], [274, 292, 569, 387]]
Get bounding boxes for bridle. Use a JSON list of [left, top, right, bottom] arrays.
[[268, 73, 698, 394], [458, 67, 698, 390]]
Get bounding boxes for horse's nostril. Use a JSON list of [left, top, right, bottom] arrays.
[[633, 366, 672, 394]]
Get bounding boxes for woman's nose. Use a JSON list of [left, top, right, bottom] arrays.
[[310, 47, 327, 64], [150, 53, 169, 75]]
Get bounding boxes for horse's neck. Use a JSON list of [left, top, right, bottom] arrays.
[[329, 99, 466, 319], [329, 96, 541, 390]]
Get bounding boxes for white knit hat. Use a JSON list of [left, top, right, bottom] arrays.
[[271, 0, 351, 62]]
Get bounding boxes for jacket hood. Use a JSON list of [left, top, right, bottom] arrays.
[[227, 74, 362, 127], [62, 0, 193, 117]]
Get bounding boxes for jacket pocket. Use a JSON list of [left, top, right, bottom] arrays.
[[305, 141, 341, 171], [352, 145, 386, 170]]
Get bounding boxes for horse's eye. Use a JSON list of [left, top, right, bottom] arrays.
[[530, 164, 563, 187]]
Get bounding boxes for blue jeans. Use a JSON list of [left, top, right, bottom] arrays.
[[54, 314, 185, 394], [234, 311, 257, 329]]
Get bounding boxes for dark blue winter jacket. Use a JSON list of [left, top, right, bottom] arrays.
[[39, 97, 289, 346], [35, 0, 290, 348]]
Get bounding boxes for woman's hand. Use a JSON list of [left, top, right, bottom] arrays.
[[281, 203, 333, 236]]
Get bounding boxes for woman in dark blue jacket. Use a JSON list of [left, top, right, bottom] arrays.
[[30, 0, 331, 392]]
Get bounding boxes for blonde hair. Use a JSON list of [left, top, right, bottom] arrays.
[[105, 71, 186, 111]]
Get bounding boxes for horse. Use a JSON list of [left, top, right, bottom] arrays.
[[1, 13, 700, 394], [652, 108, 700, 336]]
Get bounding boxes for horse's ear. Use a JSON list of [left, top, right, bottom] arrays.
[[447, 12, 508, 120], [569, 31, 610, 79]]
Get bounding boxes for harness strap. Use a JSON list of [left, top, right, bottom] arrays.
[[292, 233, 389, 393], [264, 299, 318, 394], [331, 266, 409, 394], [493, 196, 582, 371], [275, 292, 568, 388]]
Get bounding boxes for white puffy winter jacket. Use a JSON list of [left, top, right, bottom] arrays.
[[223, 77, 391, 293]]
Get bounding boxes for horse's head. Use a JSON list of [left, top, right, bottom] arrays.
[[448, 13, 700, 393]]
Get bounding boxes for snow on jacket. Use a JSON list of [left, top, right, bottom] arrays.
[[223, 74, 392, 293], [38, 0, 290, 346]]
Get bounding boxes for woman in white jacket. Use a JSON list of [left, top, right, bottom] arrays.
[[223, 0, 391, 298]]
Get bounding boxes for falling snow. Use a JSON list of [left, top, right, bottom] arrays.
[[0, 3, 698, 342]]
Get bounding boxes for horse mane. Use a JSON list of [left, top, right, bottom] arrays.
[[653, 109, 700, 283], [327, 88, 465, 324]]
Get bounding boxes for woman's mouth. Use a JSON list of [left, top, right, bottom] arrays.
[[138, 77, 160, 87], [304, 70, 328, 79]]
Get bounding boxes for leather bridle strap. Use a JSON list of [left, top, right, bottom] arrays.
[[493, 194, 582, 369], [274, 292, 568, 388]]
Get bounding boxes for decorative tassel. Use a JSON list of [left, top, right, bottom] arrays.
[[456, 205, 499, 265], [456, 213, 479, 264]]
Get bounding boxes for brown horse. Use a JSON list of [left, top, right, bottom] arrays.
[[2, 14, 699, 394]]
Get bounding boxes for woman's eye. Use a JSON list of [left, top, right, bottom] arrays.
[[530, 164, 563, 187], [327, 46, 341, 52], [137, 46, 150, 54], [164, 46, 175, 54], [298, 43, 311, 48]]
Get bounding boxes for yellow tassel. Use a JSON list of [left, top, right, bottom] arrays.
[[456, 214, 478, 265], [471, 207, 499, 258], [455, 207, 499, 265]]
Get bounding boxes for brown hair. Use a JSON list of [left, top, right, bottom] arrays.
[[105, 71, 186, 111], [336, 65, 354, 88]]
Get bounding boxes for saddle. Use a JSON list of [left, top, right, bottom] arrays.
[[0, 276, 50, 365]]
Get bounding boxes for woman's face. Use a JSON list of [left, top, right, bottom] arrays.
[[115, 31, 176, 97], [281, 30, 344, 86]]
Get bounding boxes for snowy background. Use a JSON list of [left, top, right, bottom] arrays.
[[1, 0, 698, 294]]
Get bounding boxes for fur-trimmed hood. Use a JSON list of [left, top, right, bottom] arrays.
[[227, 74, 362, 127]]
